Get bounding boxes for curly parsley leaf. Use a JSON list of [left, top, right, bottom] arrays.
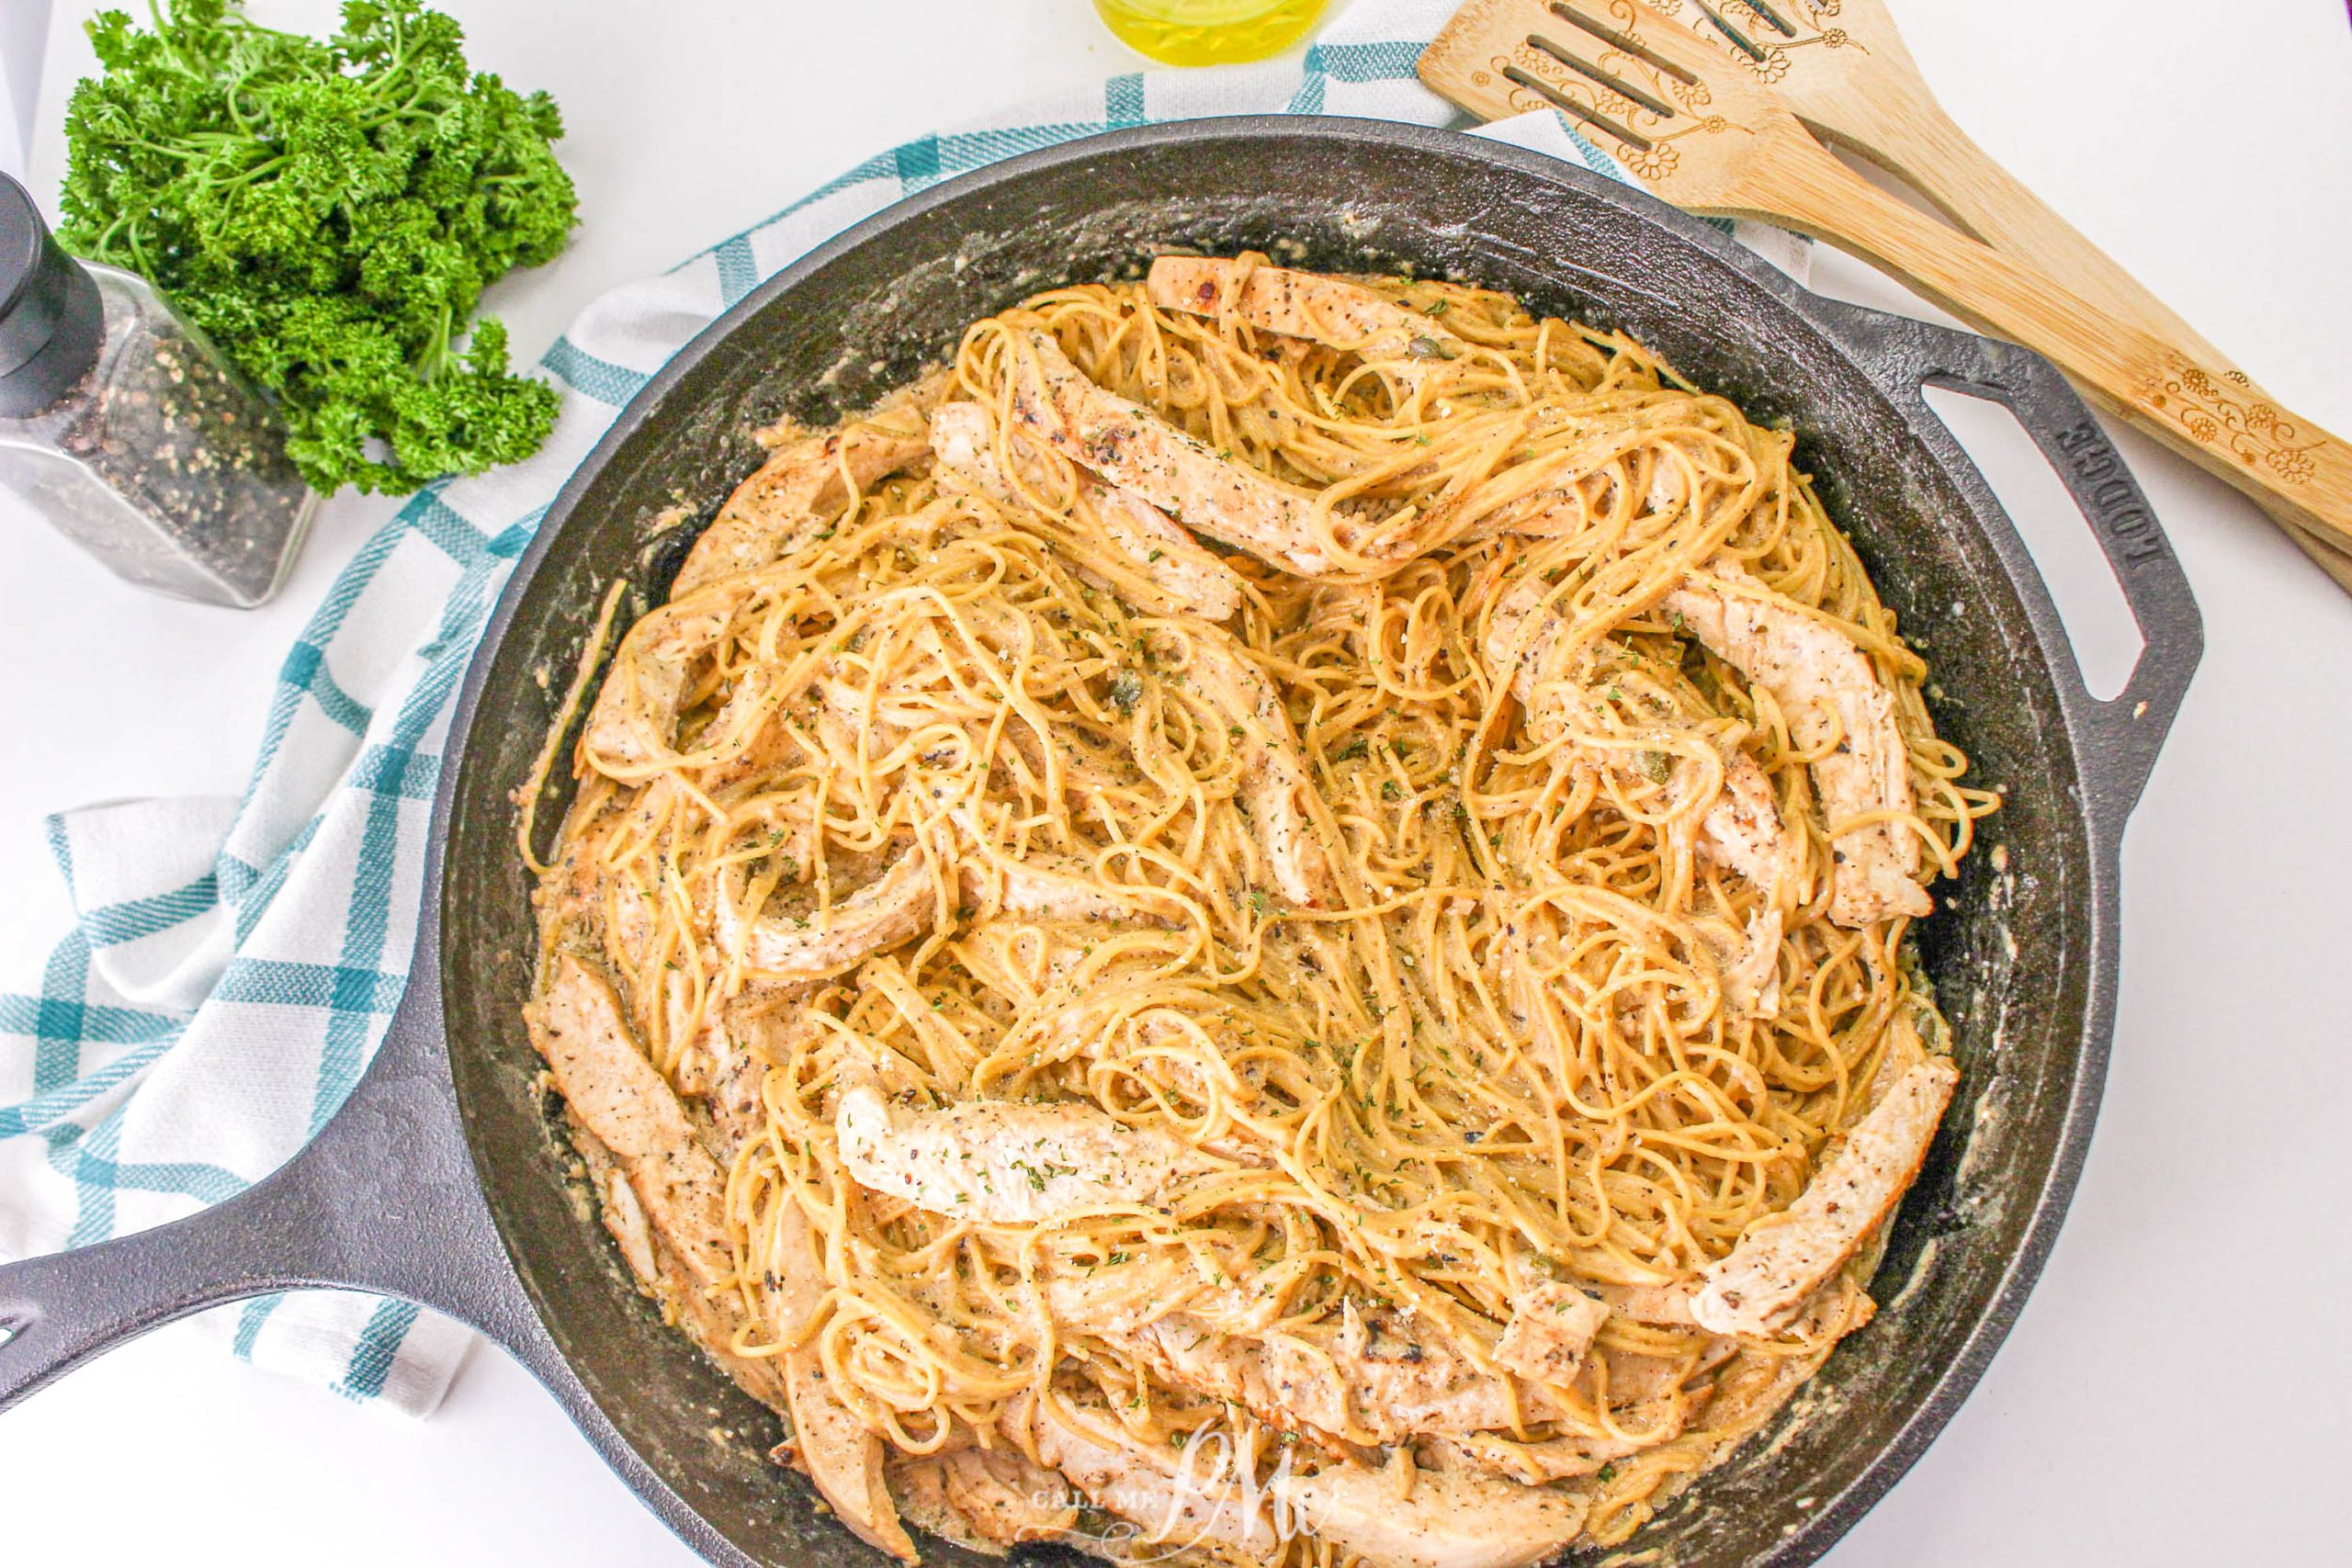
[[59, 0, 579, 494]]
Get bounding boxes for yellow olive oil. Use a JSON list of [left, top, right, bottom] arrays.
[[1094, 0, 1330, 66]]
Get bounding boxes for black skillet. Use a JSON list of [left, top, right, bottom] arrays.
[[0, 119, 2201, 1566]]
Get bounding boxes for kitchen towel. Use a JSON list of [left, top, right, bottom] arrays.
[[0, 0, 1804, 1417]]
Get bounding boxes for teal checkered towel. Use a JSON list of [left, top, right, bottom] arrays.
[[0, 0, 1805, 1416]]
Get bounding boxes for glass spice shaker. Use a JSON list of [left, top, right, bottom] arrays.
[[0, 172, 316, 608]]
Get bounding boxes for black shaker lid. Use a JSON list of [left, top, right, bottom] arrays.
[[0, 172, 104, 416]]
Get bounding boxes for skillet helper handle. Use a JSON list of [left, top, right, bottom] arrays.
[[0, 990, 514, 1413], [1826, 305, 2203, 827]]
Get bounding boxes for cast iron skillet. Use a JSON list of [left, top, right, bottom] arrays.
[[0, 119, 2199, 1566]]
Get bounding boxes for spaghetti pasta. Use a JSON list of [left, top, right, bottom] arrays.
[[527, 254, 1995, 1566]]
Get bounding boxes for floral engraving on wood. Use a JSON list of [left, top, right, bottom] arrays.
[[2144, 356, 2319, 483]]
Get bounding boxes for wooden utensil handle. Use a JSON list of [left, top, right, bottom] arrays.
[[1813, 99, 2352, 591], [1819, 99, 2234, 357], [1752, 152, 2352, 555]]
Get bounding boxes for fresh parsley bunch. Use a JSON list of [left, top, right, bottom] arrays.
[[58, 0, 580, 494]]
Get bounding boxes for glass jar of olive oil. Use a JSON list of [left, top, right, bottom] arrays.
[[1095, 0, 1330, 65]]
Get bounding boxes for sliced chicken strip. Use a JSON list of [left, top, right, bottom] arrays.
[[949, 806, 1180, 925], [1584, 1279, 1704, 1328], [1866, 1009, 1932, 1103], [960, 852, 1165, 925], [1696, 908, 1784, 1020], [714, 848, 937, 982], [582, 582, 760, 771], [688, 1001, 810, 1162], [1154, 625, 1335, 908], [1666, 562, 1932, 927], [1014, 1399, 1280, 1557], [1009, 331, 1337, 576], [835, 1069, 1222, 1224], [532, 955, 734, 1288], [533, 960, 790, 1414], [752, 1195, 917, 1563], [888, 1456, 1008, 1558], [1487, 575, 1804, 908], [1486, 576, 1800, 1013], [1493, 1280, 1611, 1384], [1102, 1299, 1574, 1447], [931, 400, 1243, 621], [1271, 1457, 1590, 1568], [928, 399, 1022, 502], [1436, 1397, 1690, 1484], [1148, 255, 1466, 382], [777, 1358, 919, 1563], [1090, 487, 1246, 621], [674, 371, 947, 595], [574, 1124, 662, 1282], [1694, 1057, 1960, 1337], [940, 1448, 1082, 1549], [1700, 745, 1806, 905]]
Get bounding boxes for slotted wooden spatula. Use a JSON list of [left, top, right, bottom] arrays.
[[1653, 0, 2352, 588], [1419, 0, 2352, 584]]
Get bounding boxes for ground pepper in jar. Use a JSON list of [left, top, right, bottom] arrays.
[[0, 172, 314, 608]]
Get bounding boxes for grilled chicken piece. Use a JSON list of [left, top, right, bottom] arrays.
[[1486, 575, 1805, 907], [1486, 576, 1801, 1013], [1008, 331, 1335, 577], [940, 1448, 1082, 1548], [888, 1457, 1007, 1558], [577, 1130, 662, 1281], [1694, 1057, 1960, 1337], [532, 956, 790, 1415], [958, 852, 1164, 925], [1436, 1396, 1690, 1484], [949, 807, 1179, 926], [835, 1068, 1221, 1224], [1493, 1280, 1611, 1384], [779, 1354, 919, 1563], [1271, 1457, 1590, 1568], [674, 371, 947, 594], [1089, 486, 1247, 622], [1584, 1278, 1704, 1328], [1013, 1396, 1280, 1557], [1695, 908, 1785, 1019], [582, 582, 761, 771], [686, 1001, 809, 1162], [536, 961, 913, 1556], [1099, 1299, 1573, 1448], [1665, 562, 1931, 927], [1151, 625, 1335, 908], [1148, 255, 1467, 385], [930, 400, 1243, 621], [1699, 746, 1807, 908], [714, 848, 937, 983], [533, 956, 735, 1289]]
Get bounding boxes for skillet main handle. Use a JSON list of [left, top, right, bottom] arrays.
[[0, 991, 518, 1412], [0, 1172, 342, 1411], [1822, 304, 2203, 830]]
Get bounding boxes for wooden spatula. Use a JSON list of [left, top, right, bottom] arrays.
[[1419, 0, 2352, 585], [1660, 0, 2352, 589]]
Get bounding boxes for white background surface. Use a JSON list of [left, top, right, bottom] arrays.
[[2, 1, 2349, 1562]]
